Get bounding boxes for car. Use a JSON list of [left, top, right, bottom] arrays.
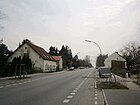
[[98, 67, 111, 78], [69, 67, 75, 70]]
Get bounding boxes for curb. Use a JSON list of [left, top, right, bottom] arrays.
[[102, 89, 109, 105]]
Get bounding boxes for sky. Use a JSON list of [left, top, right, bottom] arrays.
[[0, 0, 140, 64]]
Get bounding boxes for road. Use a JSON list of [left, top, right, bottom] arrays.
[[0, 68, 104, 105]]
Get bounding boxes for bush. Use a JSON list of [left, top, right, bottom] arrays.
[[111, 68, 126, 78]]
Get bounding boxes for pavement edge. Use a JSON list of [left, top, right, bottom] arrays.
[[102, 89, 109, 105]]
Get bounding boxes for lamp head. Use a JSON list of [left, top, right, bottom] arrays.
[[85, 40, 92, 42]]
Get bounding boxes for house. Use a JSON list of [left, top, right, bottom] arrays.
[[104, 52, 127, 68], [52, 56, 63, 71], [8, 39, 57, 72]]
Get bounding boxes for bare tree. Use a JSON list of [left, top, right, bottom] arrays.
[[120, 42, 140, 82], [0, 10, 7, 30]]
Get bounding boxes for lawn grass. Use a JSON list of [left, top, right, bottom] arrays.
[[97, 82, 128, 89]]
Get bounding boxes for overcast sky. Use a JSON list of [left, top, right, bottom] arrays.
[[0, 0, 140, 63]]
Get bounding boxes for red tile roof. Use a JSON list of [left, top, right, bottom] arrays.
[[26, 41, 55, 61], [52, 56, 62, 61], [9, 39, 55, 61]]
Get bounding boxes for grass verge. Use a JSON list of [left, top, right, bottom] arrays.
[[97, 82, 128, 89]]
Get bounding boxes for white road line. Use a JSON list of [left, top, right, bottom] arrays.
[[67, 96, 73, 99], [75, 88, 79, 90], [6, 85, 11, 87], [94, 81, 97, 89], [70, 92, 76, 95], [63, 99, 70, 103], [95, 97, 98, 100], [0, 86, 4, 88], [95, 101, 98, 105], [95, 93, 97, 96], [23, 81, 27, 83], [18, 83, 22, 84], [73, 90, 77, 92], [102, 89, 109, 105], [12, 84, 17, 86]]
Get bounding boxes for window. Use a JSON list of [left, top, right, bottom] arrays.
[[25, 47, 27, 49]]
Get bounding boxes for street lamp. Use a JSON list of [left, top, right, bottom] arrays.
[[85, 40, 102, 55]]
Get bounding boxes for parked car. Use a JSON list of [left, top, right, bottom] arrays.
[[98, 67, 111, 78]]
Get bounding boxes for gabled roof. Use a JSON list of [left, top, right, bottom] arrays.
[[52, 56, 62, 61], [105, 52, 126, 62], [9, 39, 55, 61]]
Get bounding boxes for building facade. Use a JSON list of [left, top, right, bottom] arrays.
[[104, 52, 127, 68], [52, 56, 63, 70], [8, 39, 57, 72]]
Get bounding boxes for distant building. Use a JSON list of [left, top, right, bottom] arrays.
[[104, 52, 127, 68], [52, 56, 63, 71], [8, 39, 57, 72]]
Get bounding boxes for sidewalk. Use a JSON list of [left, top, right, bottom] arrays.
[[115, 75, 140, 90], [0, 70, 68, 81]]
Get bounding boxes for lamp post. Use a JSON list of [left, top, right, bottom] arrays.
[[85, 40, 102, 55]]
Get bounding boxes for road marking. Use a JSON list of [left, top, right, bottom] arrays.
[[6, 85, 11, 87], [23, 81, 27, 83], [94, 81, 97, 89], [67, 96, 73, 99], [18, 83, 22, 84], [95, 93, 97, 96], [95, 101, 98, 104], [95, 97, 98, 100], [12, 84, 17, 86], [0, 86, 4, 88], [75, 88, 79, 90], [63, 99, 70, 103], [73, 90, 77, 92], [70, 92, 75, 95], [102, 89, 109, 105]]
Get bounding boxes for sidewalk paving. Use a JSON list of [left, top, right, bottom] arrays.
[[115, 74, 140, 90]]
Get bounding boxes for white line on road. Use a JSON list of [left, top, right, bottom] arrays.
[[0, 86, 4, 88], [95, 93, 97, 96], [63, 99, 70, 103], [6, 85, 11, 87], [95, 97, 98, 100], [70, 92, 76, 95], [12, 84, 17, 86], [67, 96, 73, 99], [23, 81, 27, 83], [73, 90, 77, 92], [94, 81, 97, 89], [95, 101, 98, 105]]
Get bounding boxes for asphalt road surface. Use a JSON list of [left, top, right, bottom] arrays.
[[0, 68, 99, 105]]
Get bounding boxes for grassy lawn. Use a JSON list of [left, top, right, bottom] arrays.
[[97, 82, 128, 89]]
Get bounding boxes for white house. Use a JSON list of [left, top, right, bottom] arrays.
[[52, 56, 63, 70], [104, 52, 126, 68], [8, 39, 57, 72]]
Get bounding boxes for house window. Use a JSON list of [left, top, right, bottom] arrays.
[[53, 65, 56, 70], [45, 64, 48, 71]]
